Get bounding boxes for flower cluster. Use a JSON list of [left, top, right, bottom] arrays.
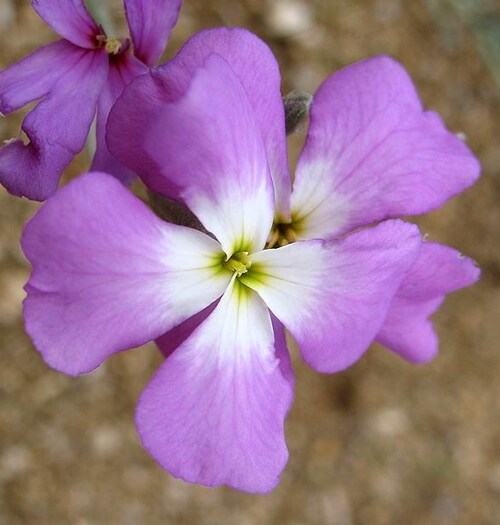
[[2, 1, 480, 493]]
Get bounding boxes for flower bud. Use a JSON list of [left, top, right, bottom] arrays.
[[283, 91, 312, 134]]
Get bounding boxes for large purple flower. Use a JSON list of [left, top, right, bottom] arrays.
[[0, 0, 181, 200], [21, 30, 480, 493], [108, 28, 481, 367]]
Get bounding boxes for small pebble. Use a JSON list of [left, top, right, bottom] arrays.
[[267, 0, 312, 36]]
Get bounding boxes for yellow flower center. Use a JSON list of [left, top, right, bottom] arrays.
[[96, 34, 123, 55], [104, 37, 122, 55], [224, 251, 252, 277]]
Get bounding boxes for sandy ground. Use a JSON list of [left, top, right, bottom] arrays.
[[1, 1, 499, 523]]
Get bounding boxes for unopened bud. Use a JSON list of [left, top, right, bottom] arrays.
[[147, 190, 208, 233], [283, 91, 312, 134]]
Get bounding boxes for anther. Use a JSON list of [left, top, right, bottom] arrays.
[[266, 223, 298, 248], [225, 251, 252, 277], [104, 38, 122, 55]]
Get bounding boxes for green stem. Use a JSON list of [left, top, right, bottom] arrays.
[[86, 0, 116, 35], [84, 1, 115, 160]]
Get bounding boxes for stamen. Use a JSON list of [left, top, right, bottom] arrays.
[[95, 34, 107, 46], [225, 251, 252, 277], [266, 229, 280, 249], [104, 37, 122, 55], [266, 223, 298, 248], [283, 225, 297, 244], [95, 33, 124, 55]]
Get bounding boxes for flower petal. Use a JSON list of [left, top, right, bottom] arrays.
[[108, 28, 291, 220], [0, 49, 108, 200], [92, 55, 147, 184], [124, 0, 181, 65], [106, 66, 173, 187], [241, 220, 421, 373], [136, 278, 293, 493], [167, 28, 291, 220], [31, 0, 99, 49], [140, 54, 275, 254], [272, 314, 294, 387], [155, 305, 295, 391], [376, 242, 480, 363], [376, 298, 443, 365], [292, 56, 481, 240], [22, 172, 231, 376], [156, 301, 217, 358], [0, 40, 83, 115]]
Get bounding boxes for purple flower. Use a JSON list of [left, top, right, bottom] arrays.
[[0, 0, 181, 201], [108, 28, 481, 367], [21, 29, 480, 493]]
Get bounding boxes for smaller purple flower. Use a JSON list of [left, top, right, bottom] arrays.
[[0, 0, 181, 200]]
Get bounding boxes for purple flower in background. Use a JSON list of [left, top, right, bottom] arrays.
[[0, 0, 181, 200], [22, 29, 480, 492]]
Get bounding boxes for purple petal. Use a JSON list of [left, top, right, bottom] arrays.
[[165, 28, 291, 220], [241, 220, 421, 373], [291, 56, 481, 240], [136, 279, 293, 493], [108, 28, 291, 219], [376, 298, 443, 364], [156, 301, 217, 358], [0, 40, 83, 114], [0, 49, 108, 200], [31, 0, 99, 49], [22, 172, 231, 376], [156, 306, 295, 390], [376, 242, 480, 363], [92, 55, 147, 184], [140, 54, 275, 254], [124, 0, 181, 65], [272, 314, 294, 388], [106, 66, 173, 188]]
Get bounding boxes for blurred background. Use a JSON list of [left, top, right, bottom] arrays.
[[0, 0, 499, 523]]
